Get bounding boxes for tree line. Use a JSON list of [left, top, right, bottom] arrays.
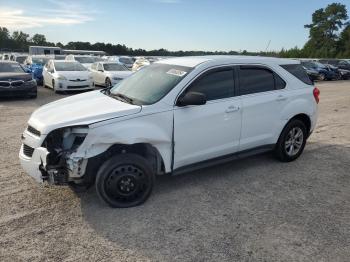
[[0, 2, 349, 58]]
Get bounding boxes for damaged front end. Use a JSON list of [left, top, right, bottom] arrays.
[[41, 126, 89, 185]]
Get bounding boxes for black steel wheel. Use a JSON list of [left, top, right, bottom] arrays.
[[95, 154, 155, 208]]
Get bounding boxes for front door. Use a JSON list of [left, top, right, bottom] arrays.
[[173, 67, 242, 169]]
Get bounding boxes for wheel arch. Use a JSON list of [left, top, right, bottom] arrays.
[[288, 113, 311, 134], [83, 142, 166, 187]]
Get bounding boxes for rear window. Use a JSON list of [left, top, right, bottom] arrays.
[[239, 66, 285, 95], [281, 64, 313, 85]]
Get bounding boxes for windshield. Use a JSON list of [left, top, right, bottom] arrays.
[[32, 58, 50, 65], [109, 63, 191, 105], [16, 56, 27, 64], [54, 62, 87, 71], [0, 63, 25, 73], [74, 57, 96, 63], [103, 63, 128, 71], [119, 57, 134, 64]]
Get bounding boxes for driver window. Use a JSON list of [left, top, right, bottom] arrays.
[[186, 68, 235, 101], [97, 63, 103, 71]]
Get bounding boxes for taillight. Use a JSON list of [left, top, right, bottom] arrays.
[[313, 87, 320, 104]]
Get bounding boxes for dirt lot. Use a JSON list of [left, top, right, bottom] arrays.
[[0, 82, 349, 262]]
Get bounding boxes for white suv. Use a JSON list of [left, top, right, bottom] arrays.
[[19, 56, 319, 208]]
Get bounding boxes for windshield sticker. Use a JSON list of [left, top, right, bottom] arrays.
[[166, 69, 187, 77]]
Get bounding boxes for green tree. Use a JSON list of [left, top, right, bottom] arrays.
[[12, 31, 29, 43], [304, 3, 348, 58], [31, 34, 47, 45], [338, 25, 350, 57]]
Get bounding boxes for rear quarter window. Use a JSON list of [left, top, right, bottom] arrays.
[[281, 64, 313, 85]]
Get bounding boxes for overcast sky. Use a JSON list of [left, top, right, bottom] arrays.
[[0, 0, 349, 52]]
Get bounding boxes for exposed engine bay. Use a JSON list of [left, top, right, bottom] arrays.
[[40, 126, 89, 185]]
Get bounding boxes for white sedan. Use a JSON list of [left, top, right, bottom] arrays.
[[43, 60, 94, 92], [90, 62, 133, 87]]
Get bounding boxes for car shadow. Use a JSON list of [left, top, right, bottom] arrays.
[[78, 142, 350, 261]]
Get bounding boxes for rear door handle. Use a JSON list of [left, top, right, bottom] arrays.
[[276, 95, 287, 101], [225, 105, 240, 113]]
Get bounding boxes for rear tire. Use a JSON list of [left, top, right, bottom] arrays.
[[95, 154, 155, 208], [275, 119, 307, 162]]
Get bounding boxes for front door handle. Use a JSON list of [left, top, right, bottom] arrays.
[[225, 105, 240, 113]]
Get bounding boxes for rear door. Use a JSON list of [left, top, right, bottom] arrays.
[[173, 67, 242, 169], [237, 65, 287, 150]]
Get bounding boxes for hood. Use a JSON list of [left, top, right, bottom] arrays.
[[28, 90, 142, 134], [0, 72, 32, 82], [57, 71, 91, 80], [108, 71, 133, 78]]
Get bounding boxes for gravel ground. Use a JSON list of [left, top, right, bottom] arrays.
[[0, 82, 349, 262]]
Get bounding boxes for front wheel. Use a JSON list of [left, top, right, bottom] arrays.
[[52, 79, 57, 92], [95, 154, 155, 208], [275, 119, 307, 162], [105, 78, 112, 88]]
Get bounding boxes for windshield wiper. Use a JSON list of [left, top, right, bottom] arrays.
[[110, 93, 134, 104]]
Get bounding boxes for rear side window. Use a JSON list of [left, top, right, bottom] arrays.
[[281, 64, 313, 85], [239, 66, 284, 95], [187, 68, 235, 101]]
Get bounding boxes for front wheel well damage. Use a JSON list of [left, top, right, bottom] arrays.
[[82, 143, 166, 187]]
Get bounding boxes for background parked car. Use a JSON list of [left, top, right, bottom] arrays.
[[65, 55, 102, 69], [0, 61, 37, 98], [319, 59, 350, 72], [90, 62, 133, 87], [107, 56, 134, 69], [43, 60, 93, 92], [10, 54, 28, 64], [337, 68, 350, 80], [1, 53, 10, 60], [323, 64, 343, 80], [303, 66, 320, 82], [132, 57, 151, 71], [300, 61, 338, 80], [24, 55, 51, 85], [336, 60, 350, 71]]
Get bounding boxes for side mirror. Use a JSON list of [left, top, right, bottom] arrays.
[[98, 69, 104, 72], [177, 92, 206, 107]]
